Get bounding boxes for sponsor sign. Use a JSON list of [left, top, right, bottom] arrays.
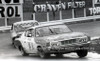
[[33, 1, 85, 12], [0, 5, 22, 18], [94, 0, 100, 4], [0, 0, 23, 4], [87, 7, 100, 16], [0, 0, 23, 18]]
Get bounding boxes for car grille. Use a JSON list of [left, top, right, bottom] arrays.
[[77, 38, 87, 43], [61, 39, 76, 45], [61, 38, 88, 45]]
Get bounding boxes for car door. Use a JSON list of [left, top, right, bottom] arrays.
[[22, 29, 37, 54]]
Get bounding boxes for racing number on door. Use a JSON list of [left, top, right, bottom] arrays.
[[28, 42, 34, 50]]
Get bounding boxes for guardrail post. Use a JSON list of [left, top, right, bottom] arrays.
[[33, 13, 35, 20], [59, 1, 62, 20], [46, 2, 49, 22], [21, 3, 23, 21]]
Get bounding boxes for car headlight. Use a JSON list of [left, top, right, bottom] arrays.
[[51, 41, 61, 47], [77, 37, 89, 43], [83, 36, 90, 42], [83, 38, 88, 42]]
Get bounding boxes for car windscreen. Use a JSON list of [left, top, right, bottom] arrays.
[[36, 24, 72, 37], [36, 27, 53, 37], [14, 22, 38, 33], [50, 24, 72, 34]]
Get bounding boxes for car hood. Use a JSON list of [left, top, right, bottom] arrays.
[[43, 32, 86, 42]]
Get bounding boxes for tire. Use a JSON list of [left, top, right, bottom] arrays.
[[12, 38, 14, 45], [13, 41, 18, 48], [12, 38, 17, 48], [37, 47, 50, 58], [20, 47, 29, 56], [13, 41, 16, 48], [55, 53, 63, 57], [76, 50, 88, 58], [12, 37, 19, 48], [12, 39, 16, 48], [12, 37, 16, 45]]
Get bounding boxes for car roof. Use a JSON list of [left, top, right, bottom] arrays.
[[13, 20, 38, 25], [28, 22, 65, 29]]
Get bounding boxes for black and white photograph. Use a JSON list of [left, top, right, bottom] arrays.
[[0, 0, 100, 61]]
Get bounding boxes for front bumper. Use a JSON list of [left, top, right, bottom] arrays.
[[43, 43, 90, 53]]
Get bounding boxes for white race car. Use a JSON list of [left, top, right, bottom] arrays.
[[10, 20, 39, 46], [15, 22, 91, 58]]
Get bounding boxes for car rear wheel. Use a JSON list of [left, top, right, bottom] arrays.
[[12, 38, 14, 44], [37, 47, 50, 58], [12, 37, 16, 47], [12, 41, 16, 48], [76, 50, 88, 58], [13, 41, 16, 48], [20, 47, 29, 56]]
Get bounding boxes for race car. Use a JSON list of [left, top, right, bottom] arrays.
[[10, 20, 39, 46], [15, 22, 91, 58]]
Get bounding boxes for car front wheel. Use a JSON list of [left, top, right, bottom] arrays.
[[76, 50, 88, 58], [37, 47, 50, 58]]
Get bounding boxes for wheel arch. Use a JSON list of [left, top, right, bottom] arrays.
[[17, 41, 23, 51], [37, 45, 42, 49]]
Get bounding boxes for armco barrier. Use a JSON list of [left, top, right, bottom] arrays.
[[0, 26, 11, 32], [0, 15, 100, 32], [41, 15, 100, 24]]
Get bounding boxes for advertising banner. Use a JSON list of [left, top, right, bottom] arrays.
[[0, 0, 23, 4], [86, 7, 100, 16], [33, 1, 85, 12], [0, 0, 23, 18], [94, 0, 100, 4], [0, 0, 23, 26], [0, 5, 22, 18]]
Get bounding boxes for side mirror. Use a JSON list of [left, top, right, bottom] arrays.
[[16, 34, 21, 38]]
